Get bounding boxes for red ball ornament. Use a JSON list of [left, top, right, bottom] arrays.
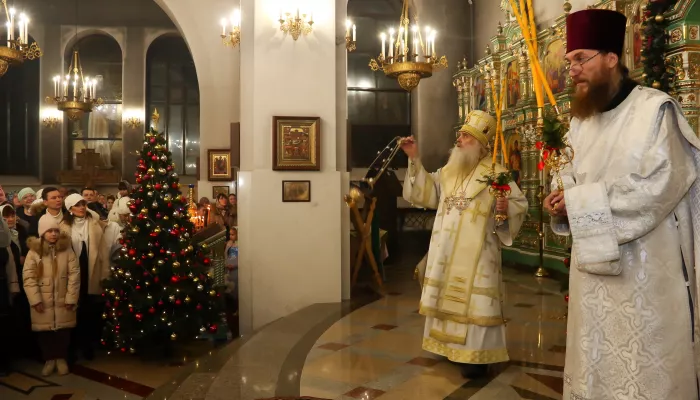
[[154, 277, 160, 283], [150, 138, 156, 144], [175, 299, 182, 305], [156, 213, 162, 219], [121, 347, 126, 352], [167, 202, 173, 208], [196, 304, 202, 310], [155, 183, 162, 190], [136, 313, 143, 320], [115, 325, 120, 330], [136, 285, 141, 290], [152, 155, 158, 161], [136, 178, 142, 184], [171, 276, 179, 283], [149, 307, 156, 314], [167, 165, 173, 171], [209, 324, 218, 333], [143, 271, 149, 277], [172, 183, 179, 189], [147, 152, 152, 157], [114, 300, 120, 307], [203, 258, 211, 266], [158, 300, 164, 306], [150, 232, 158, 237], [564, 294, 569, 303], [180, 250, 187, 256], [129, 307, 134, 313], [136, 260, 142, 266], [138, 214, 146, 220]]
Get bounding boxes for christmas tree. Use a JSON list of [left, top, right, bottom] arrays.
[[101, 110, 221, 355]]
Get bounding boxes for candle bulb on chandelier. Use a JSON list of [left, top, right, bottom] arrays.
[[5, 22, 10, 47], [221, 18, 227, 36], [388, 28, 395, 63], [18, 15, 24, 45], [9, 8, 15, 42], [380, 32, 386, 59], [23, 18, 29, 44], [411, 25, 418, 61], [53, 76, 59, 98], [345, 20, 351, 38], [353, 24, 356, 42], [232, 9, 240, 28]]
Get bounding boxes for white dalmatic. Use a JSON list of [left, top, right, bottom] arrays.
[[404, 156, 528, 363], [552, 86, 700, 400]]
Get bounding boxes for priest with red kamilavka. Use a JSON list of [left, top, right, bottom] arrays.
[[545, 9, 700, 399]]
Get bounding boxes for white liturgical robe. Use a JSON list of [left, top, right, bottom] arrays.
[[404, 158, 528, 364], [552, 86, 700, 400]]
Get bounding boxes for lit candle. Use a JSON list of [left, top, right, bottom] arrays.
[[431, 31, 436, 57], [345, 20, 350, 37], [5, 22, 10, 47], [353, 24, 356, 42], [221, 18, 227, 36], [296, 8, 299, 19], [9, 8, 15, 42], [425, 27, 431, 58], [412, 25, 418, 61], [63, 80, 68, 98], [388, 29, 395, 62], [18, 17, 23, 45], [23, 18, 29, 44], [53, 76, 59, 98], [232, 9, 240, 28], [93, 79, 97, 99], [380, 32, 386, 58]]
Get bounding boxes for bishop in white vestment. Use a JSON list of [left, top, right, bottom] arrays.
[[402, 110, 528, 378], [547, 9, 700, 399]]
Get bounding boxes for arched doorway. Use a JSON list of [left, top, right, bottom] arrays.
[[65, 34, 123, 172], [0, 36, 40, 176]]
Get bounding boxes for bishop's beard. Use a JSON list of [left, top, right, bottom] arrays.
[[571, 69, 615, 120], [446, 143, 483, 175]]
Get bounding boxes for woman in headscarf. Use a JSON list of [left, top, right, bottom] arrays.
[[59, 194, 111, 362]]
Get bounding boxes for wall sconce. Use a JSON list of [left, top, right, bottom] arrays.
[[279, 8, 313, 41], [124, 109, 143, 130], [345, 19, 356, 52], [221, 9, 241, 48], [41, 109, 62, 128]]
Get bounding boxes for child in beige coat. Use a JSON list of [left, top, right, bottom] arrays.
[[24, 215, 79, 376]]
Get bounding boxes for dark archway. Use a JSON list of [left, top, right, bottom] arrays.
[[146, 35, 200, 176], [0, 36, 41, 176]]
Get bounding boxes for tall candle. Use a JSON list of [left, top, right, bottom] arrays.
[[345, 20, 350, 37], [221, 18, 227, 36], [380, 33, 386, 58], [296, 8, 299, 19], [18, 22, 23, 45], [9, 9, 14, 42], [389, 32, 394, 62], [352, 24, 356, 42], [23, 19, 28, 44], [5, 22, 10, 47]]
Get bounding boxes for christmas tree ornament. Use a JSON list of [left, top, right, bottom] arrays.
[[173, 261, 181, 268], [197, 284, 204, 291], [157, 259, 165, 266], [171, 333, 177, 340], [154, 227, 162, 234], [148, 252, 154, 258], [164, 216, 170, 220], [655, 14, 664, 23], [209, 290, 216, 296], [131, 226, 140, 233], [152, 201, 159, 209], [169, 295, 176, 301], [146, 184, 153, 190], [147, 168, 155, 175], [147, 191, 154, 197], [185, 296, 191, 303], [158, 168, 167, 175], [161, 155, 167, 162]]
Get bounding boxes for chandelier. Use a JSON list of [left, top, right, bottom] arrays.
[[221, 8, 241, 48], [368, 0, 447, 91], [279, 8, 313, 41], [47, 50, 102, 121], [0, 0, 42, 78]]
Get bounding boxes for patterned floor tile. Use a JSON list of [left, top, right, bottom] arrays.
[[344, 386, 385, 399], [525, 373, 564, 395], [371, 324, 397, 331], [317, 343, 350, 351], [406, 357, 440, 367]]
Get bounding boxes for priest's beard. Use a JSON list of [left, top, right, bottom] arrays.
[[446, 143, 483, 175], [571, 68, 615, 120]]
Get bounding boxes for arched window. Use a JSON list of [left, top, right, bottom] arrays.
[[0, 35, 40, 176], [67, 34, 123, 172], [146, 35, 200, 176]]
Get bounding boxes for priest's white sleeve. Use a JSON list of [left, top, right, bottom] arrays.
[[495, 180, 529, 246], [564, 103, 696, 273], [402, 158, 441, 209]]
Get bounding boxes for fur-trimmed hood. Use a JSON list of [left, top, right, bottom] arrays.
[[27, 232, 71, 255], [30, 201, 46, 217]]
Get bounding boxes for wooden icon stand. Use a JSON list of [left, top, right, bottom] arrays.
[[346, 193, 385, 294]]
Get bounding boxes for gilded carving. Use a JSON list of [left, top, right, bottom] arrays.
[[668, 54, 685, 81], [689, 53, 700, 79], [670, 28, 683, 44], [690, 26, 699, 40]]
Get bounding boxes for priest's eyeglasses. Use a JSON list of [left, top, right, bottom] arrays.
[[565, 52, 601, 72]]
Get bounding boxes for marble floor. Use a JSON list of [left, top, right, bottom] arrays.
[[299, 267, 568, 400], [0, 233, 570, 400]]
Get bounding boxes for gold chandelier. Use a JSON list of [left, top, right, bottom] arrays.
[[46, 50, 102, 121], [0, 0, 42, 78], [368, 0, 447, 91]]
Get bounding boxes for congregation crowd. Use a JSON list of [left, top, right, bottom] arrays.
[[0, 182, 239, 378]]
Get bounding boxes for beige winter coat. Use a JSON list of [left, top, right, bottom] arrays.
[[23, 234, 79, 331], [59, 217, 110, 295]]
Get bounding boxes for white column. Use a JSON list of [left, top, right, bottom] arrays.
[[238, 0, 343, 332], [155, 0, 346, 334]]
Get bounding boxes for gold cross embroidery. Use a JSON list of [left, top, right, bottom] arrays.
[[437, 256, 449, 273], [444, 225, 459, 241], [465, 200, 489, 223]]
